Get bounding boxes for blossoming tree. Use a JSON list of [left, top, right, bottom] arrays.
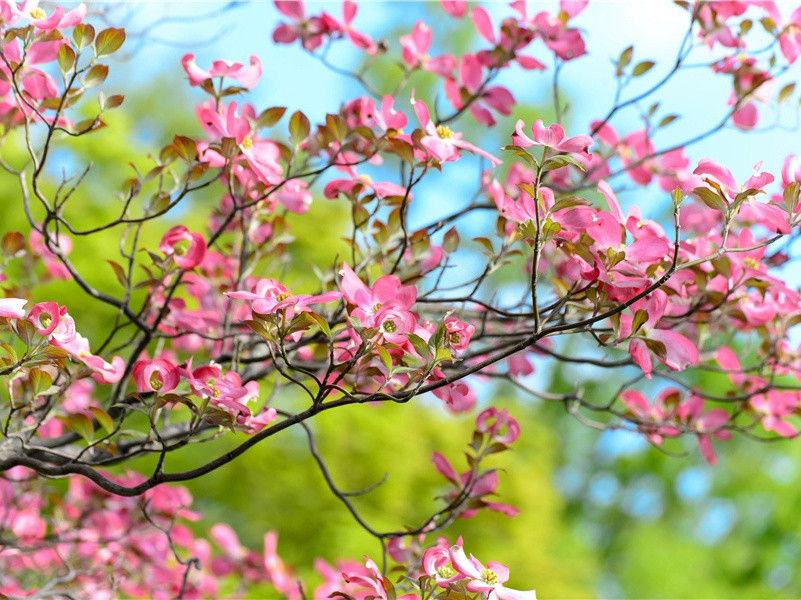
[[1, 0, 801, 597]]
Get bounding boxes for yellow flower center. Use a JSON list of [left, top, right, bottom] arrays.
[[482, 568, 499, 585], [241, 134, 254, 149], [29, 7, 46, 19], [276, 292, 291, 301], [39, 314, 51, 328], [206, 379, 220, 397], [743, 257, 760, 269], [437, 565, 457, 579], [449, 332, 461, 345], [150, 371, 163, 390], [173, 239, 190, 256], [382, 319, 397, 333], [436, 125, 454, 139]]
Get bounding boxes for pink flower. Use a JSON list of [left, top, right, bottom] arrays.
[[181, 54, 262, 89], [182, 361, 258, 425], [82, 354, 126, 384], [197, 100, 284, 185], [400, 21, 455, 77], [412, 96, 502, 166], [476, 407, 520, 444], [621, 388, 681, 445], [27, 301, 61, 336], [159, 225, 207, 269], [444, 317, 475, 353], [324, 173, 409, 200], [440, 1, 467, 18], [513, 119, 591, 155], [782, 154, 801, 186], [264, 531, 301, 600], [619, 290, 699, 377], [693, 158, 774, 199], [432, 381, 477, 414], [677, 394, 731, 465], [29, 229, 72, 279], [0, 297, 27, 319], [431, 452, 518, 518], [10, 2, 86, 31], [422, 542, 463, 587], [132, 358, 180, 394], [272, 1, 341, 51], [227, 278, 341, 319], [339, 263, 416, 325], [340, 1, 377, 55], [450, 546, 536, 600]]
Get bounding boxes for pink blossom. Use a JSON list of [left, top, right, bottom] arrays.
[[0, 297, 27, 319], [264, 531, 301, 600], [513, 119, 591, 155], [433, 381, 477, 413], [400, 21, 455, 77], [413, 96, 502, 166], [422, 542, 463, 587], [27, 301, 61, 335], [181, 54, 262, 89], [227, 278, 341, 318], [476, 407, 521, 444], [444, 317, 475, 353], [132, 358, 180, 394], [450, 545, 536, 600], [159, 225, 207, 269], [440, 0, 467, 18]]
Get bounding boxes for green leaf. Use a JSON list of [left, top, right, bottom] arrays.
[[57, 44, 75, 72], [172, 135, 197, 162], [632, 60, 655, 76], [631, 309, 649, 336], [405, 333, 430, 358], [60, 413, 94, 442], [692, 186, 727, 212], [107, 260, 127, 286], [256, 106, 287, 129], [94, 27, 125, 56], [73, 23, 95, 50], [375, 344, 393, 372], [783, 181, 800, 212], [658, 114, 679, 128], [306, 311, 332, 338], [551, 196, 592, 212], [2, 231, 24, 257], [288, 110, 310, 144], [617, 45, 633, 74], [101, 93, 124, 110], [443, 226, 460, 253], [778, 82, 796, 104], [543, 154, 586, 171], [28, 368, 52, 395], [90, 406, 115, 435]]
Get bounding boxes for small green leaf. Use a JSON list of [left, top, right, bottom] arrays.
[[73, 23, 95, 50], [632, 60, 655, 76], [90, 406, 115, 435], [107, 260, 127, 286], [256, 106, 287, 129], [443, 226, 460, 253], [631, 309, 649, 336], [288, 110, 310, 144], [658, 114, 679, 128], [60, 413, 94, 442], [57, 44, 75, 72], [94, 27, 125, 56]]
